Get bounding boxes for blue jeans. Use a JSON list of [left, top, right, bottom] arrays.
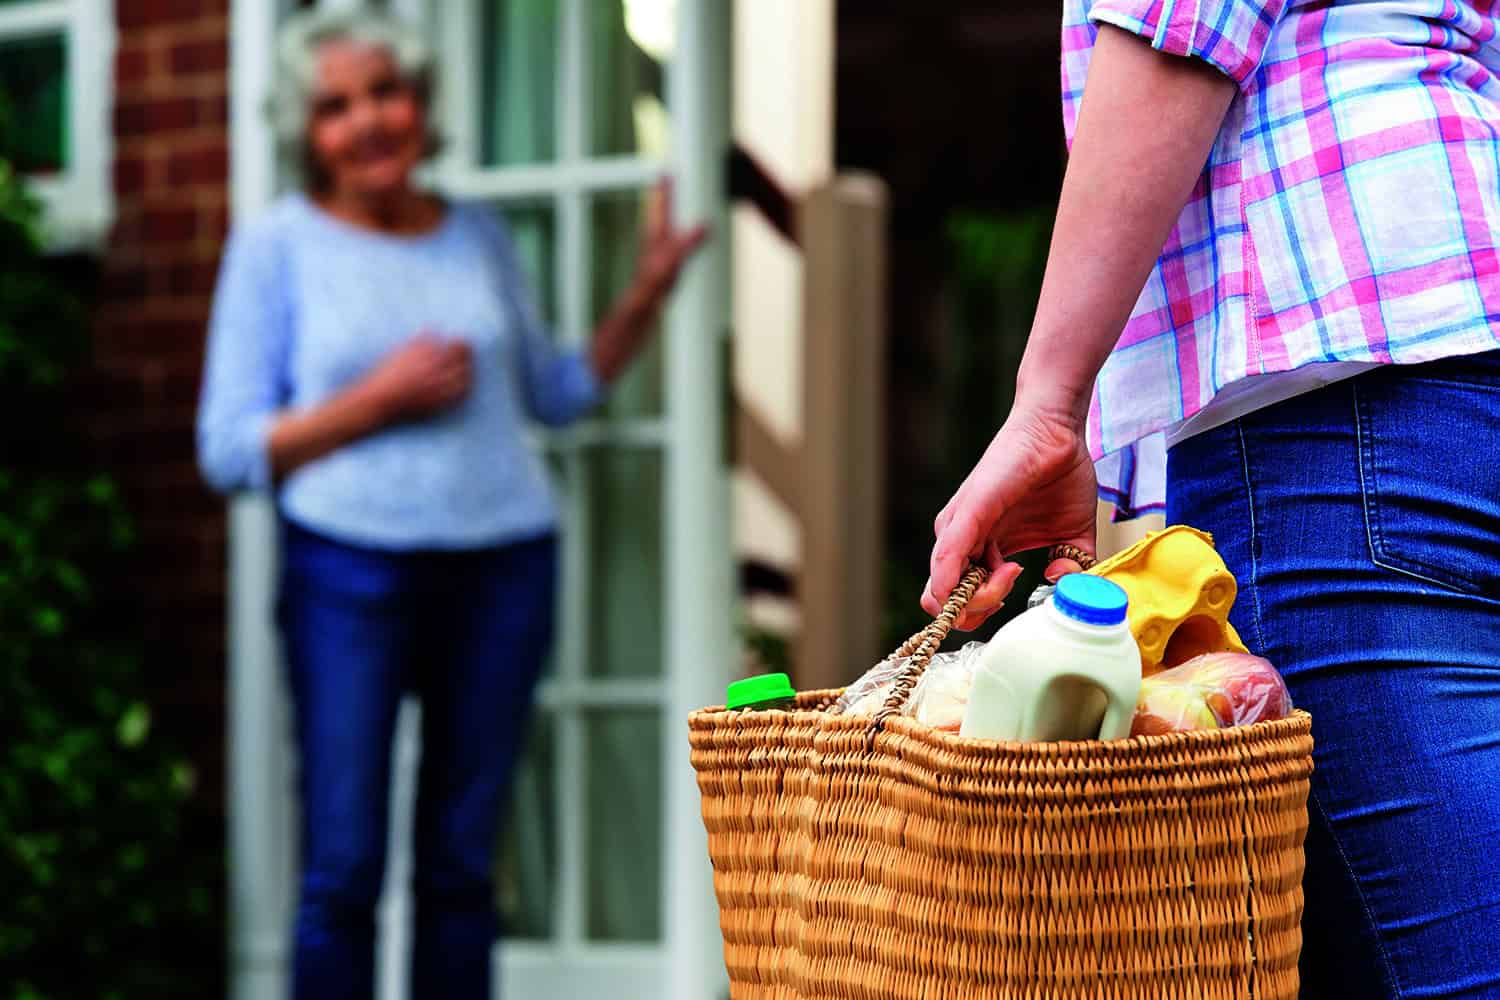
[[1167, 350, 1500, 999], [277, 521, 556, 1000]]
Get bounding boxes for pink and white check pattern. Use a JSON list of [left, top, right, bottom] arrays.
[[1064, 0, 1500, 516]]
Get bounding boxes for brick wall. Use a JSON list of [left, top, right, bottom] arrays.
[[94, 1, 231, 811]]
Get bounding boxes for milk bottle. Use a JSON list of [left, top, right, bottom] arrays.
[[959, 574, 1141, 742]]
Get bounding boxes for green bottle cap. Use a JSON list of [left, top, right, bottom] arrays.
[[726, 672, 796, 710]]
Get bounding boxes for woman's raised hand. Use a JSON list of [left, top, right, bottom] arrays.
[[634, 177, 709, 303], [588, 177, 709, 384], [363, 333, 474, 422], [923, 405, 1099, 631]]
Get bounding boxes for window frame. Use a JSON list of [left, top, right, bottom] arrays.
[[0, 0, 114, 249], [430, 0, 675, 967]]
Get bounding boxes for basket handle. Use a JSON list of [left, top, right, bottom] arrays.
[[858, 564, 985, 749], [857, 545, 1097, 750]]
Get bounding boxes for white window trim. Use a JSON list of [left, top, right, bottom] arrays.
[[0, 0, 115, 250]]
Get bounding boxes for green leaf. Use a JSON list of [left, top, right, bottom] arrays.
[[31, 605, 63, 634], [170, 761, 197, 796], [116, 702, 151, 747]]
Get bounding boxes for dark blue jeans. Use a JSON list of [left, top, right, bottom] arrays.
[[1168, 351, 1500, 1000], [277, 521, 556, 1000]]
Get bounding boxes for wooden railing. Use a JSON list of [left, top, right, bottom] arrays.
[[730, 146, 889, 690]]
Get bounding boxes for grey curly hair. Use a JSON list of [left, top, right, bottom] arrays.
[[267, 9, 442, 188]]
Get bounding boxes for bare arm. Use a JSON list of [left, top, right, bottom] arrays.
[[924, 26, 1238, 626], [589, 278, 668, 384], [1016, 25, 1237, 423], [266, 334, 472, 480], [265, 384, 388, 480], [588, 177, 709, 383]]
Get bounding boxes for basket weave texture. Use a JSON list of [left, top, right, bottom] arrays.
[[689, 568, 1314, 999]]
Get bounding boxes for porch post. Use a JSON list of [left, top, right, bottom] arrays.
[[663, 0, 734, 996], [228, 2, 293, 998]]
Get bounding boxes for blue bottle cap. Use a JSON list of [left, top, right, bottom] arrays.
[[1052, 573, 1128, 626]]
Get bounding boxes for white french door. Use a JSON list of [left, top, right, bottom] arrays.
[[227, 1, 732, 997]]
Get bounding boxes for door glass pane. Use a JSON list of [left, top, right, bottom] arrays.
[[498, 201, 558, 332], [592, 190, 663, 417], [497, 710, 556, 938], [480, 0, 559, 166], [0, 33, 67, 174], [585, 446, 662, 678], [591, 0, 672, 158], [585, 709, 662, 940]]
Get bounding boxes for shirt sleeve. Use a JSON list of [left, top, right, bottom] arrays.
[[482, 210, 605, 428], [1087, 0, 1291, 86], [196, 223, 290, 494]]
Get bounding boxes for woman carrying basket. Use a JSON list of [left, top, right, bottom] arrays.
[[925, 2, 1500, 997]]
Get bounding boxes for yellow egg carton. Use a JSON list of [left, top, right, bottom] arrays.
[[1087, 525, 1248, 676]]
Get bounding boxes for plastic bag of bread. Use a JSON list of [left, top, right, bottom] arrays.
[[1131, 651, 1293, 736], [835, 642, 986, 731]]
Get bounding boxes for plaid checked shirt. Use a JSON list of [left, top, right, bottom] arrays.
[[1064, 0, 1500, 516]]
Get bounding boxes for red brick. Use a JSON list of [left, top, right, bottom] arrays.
[[117, 0, 216, 30], [144, 366, 207, 407], [137, 479, 219, 519], [101, 263, 151, 299], [164, 141, 228, 187], [96, 317, 206, 360], [115, 43, 150, 87], [165, 260, 221, 297], [114, 95, 198, 136], [139, 588, 223, 629], [109, 208, 145, 248], [168, 37, 226, 77], [200, 199, 230, 243], [122, 326, 211, 374], [142, 205, 198, 244], [102, 0, 232, 835], [113, 152, 149, 196], [199, 92, 229, 127]]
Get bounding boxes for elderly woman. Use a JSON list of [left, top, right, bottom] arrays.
[[196, 11, 704, 999]]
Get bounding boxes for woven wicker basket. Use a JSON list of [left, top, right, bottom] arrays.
[[690, 567, 1314, 999]]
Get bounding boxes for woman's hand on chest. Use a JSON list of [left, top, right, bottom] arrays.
[[358, 332, 474, 425]]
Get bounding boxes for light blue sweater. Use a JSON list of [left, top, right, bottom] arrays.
[[196, 193, 602, 550]]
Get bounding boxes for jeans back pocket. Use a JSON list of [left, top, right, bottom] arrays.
[[1355, 354, 1500, 598]]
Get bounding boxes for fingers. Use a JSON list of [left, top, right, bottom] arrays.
[[1043, 557, 1085, 582], [419, 366, 471, 412], [932, 488, 967, 539], [659, 175, 675, 231], [411, 340, 473, 411], [645, 177, 671, 243], [927, 506, 983, 616], [677, 222, 710, 256], [1043, 525, 1098, 582], [647, 175, 709, 254], [920, 557, 1023, 631], [442, 369, 472, 402], [954, 560, 1020, 629], [443, 340, 473, 369], [657, 225, 710, 285]]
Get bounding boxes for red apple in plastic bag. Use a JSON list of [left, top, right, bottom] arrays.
[[1131, 652, 1292, 736]]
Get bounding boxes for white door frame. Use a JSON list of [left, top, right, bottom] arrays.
[[660, 1, 734, 994], [225, 2, 732, 998]]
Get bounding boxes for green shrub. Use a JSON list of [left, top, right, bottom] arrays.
[[0, 103, 216, 999]]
